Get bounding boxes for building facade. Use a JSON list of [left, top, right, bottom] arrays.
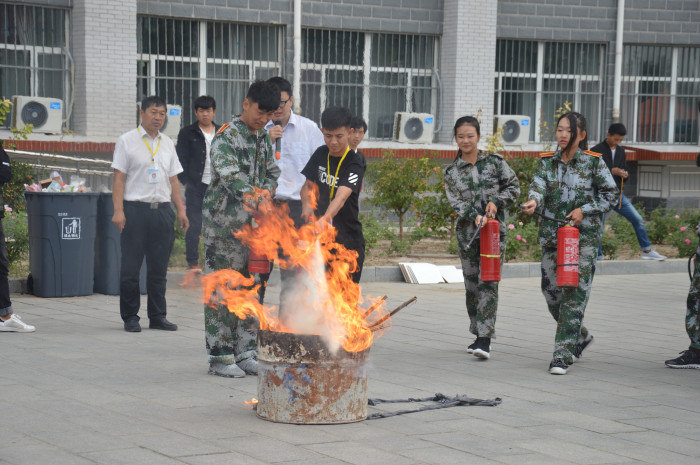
[[1, 0, 699, 203]]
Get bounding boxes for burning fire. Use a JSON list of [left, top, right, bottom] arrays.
[[193, 187, 388, 353], [244, 398, 258, 406]]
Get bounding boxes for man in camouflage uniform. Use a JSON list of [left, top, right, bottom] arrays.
[[665, 221, 700, 368], [202, 80, 281, 378], [523, 120, 617, 375], [445, 135, 520, 360]]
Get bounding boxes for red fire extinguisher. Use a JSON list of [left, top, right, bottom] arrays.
[[480, 219, 501, 282], [248, 248, 270, 274], [557, 225, 579, 287]]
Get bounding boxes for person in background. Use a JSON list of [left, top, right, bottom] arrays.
[[202, 80, 280, 378], [444, 116, 520, 360], [522, 112, 617, 375], [0, 142, 35, 333], [349, 116, 368, 172], [593, 123, 665, 261], [176, 96, 220, 271], [301, 106, 365, 284], [111, 95, 189, 333]]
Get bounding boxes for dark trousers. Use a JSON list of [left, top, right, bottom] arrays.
[[0, 219, 12, 316], [185, 182, 207, 267], [120, 201, 175, 323]]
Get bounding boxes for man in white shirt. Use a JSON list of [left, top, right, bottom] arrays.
[[112, 96, 189, 333], [176, 96, 219, 271], [264, 77, 324, 319]]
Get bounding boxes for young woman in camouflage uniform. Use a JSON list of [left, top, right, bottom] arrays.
[[522, 112, 618, 375], [444, 116, 520, 360]]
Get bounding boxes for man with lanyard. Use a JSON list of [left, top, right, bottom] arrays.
[[176, 95, 220, 271], [264, 77, 325, 319], [202, 80, 280, 378], [301, 106, 365, 284], [112, 96, 189, 333]]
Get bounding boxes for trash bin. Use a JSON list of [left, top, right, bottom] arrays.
[[25, 191, 100, 297], [94, 193, 146, 295]]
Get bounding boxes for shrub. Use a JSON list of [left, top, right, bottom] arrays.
[[504, 221, 540, 262], [360, 210, 394, 256], [3, 209, 29, 270]]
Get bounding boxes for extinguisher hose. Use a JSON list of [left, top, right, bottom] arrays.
[[688, 252, 698, 282], [520, 205, 570, 225], [464, 222, 483, 250]]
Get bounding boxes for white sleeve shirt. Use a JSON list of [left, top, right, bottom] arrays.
[[111, 125, 183, 203], [265, 111, 325, 201]]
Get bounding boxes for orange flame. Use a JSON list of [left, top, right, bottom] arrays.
[[198, 187, 387, 352], [244, 398, 258, 406]]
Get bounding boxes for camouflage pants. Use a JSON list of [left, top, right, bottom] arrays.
[[686, 243, 700, 350], [203, 236, 262, 365], [541, 245, 595, 363], [459, 237, 504, 339]]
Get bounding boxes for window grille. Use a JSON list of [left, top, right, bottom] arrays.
[[0, 3, 69, 126], [621, 45, 700, 144], [137, 16, 282, 127], [495, 39, 605, 144], [300, 29, 439, 140]]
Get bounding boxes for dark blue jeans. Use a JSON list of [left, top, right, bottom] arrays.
[[598, 193, 651, 257], [185, 182, 207, 267]]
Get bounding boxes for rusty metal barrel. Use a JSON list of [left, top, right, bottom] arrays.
[[256, 329, 370, 424]]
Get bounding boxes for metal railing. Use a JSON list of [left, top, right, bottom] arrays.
[[7, 149, 113, 190]]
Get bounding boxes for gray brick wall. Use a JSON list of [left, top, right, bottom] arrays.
[[72, 0, 137, 136], [438, 0, 498, 143], [11, 0, 72, 7]]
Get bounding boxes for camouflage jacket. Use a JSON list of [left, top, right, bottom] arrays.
[[202, 117, 280, 239], [444, 150, 520, 244], [528, 148, 618, 248]]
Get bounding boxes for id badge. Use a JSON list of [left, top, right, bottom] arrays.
[[148, 167, 160, 184]]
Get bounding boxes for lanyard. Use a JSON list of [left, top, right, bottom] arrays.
[[137, 127, 161, 164], [327, 146, 350, 199]]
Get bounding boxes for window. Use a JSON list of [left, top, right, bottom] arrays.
[[0, 3, 69, 126], [301, 29, 439, 140], [137, 17, 282, 127], [621, 45, 700, 144], [495, 39, 605, 143]]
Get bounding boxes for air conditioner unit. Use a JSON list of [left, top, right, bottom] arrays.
[[136, 103, 183, 139], [393, 112, 435, 144], [494, 115, 531, 145], [12, 96, 63, 134]]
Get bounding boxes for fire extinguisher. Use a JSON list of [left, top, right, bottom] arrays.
[[248, 248, 270, 274], [557, 223, 579, 287], [480, 218, 501, 282]]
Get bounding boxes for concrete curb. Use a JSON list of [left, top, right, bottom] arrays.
[[10, 258, 688, 294]]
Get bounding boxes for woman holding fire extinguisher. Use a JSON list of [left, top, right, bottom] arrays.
[[445, 116, 520, 360], [522, 112, 617, 375]]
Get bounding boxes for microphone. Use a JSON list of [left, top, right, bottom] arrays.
[[274, 120, 282, 160]]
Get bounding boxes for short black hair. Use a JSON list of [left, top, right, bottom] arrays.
[[454, 115, 480, 137], [246, 80, 281, 112], [607, 123, 627, 136], [141, 95, 167, 111], [267, 76, 293, 96], [321, 106, 352, 131], [194, 95, 216, 111], [350, 116, 367, 132]]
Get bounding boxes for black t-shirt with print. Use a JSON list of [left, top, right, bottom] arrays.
[[301, 145, 365, 248]]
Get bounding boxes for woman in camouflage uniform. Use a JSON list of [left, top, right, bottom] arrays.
[[445, 116, 520, 360], [522, 112, 617, 375]]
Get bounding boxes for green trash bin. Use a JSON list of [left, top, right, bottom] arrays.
[[94, 193, 146, 295], [25, 191, 100, 297]]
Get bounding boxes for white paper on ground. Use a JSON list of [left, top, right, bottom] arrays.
[[398, 262, 444, 284], [437, 265, 464, 283]]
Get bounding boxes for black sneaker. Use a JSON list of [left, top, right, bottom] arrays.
[[466, 337, 479, 354], [473, 337, 491, 359], [665, 349, 700, 369], [573, 334, 594, 362], [549, 358, 568, 375]]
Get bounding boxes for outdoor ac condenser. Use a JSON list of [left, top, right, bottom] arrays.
[[494, 115, 531, 145], [393, 112, 435, 144], [136, 103, 183, 139], [12, 96, 63, 134]]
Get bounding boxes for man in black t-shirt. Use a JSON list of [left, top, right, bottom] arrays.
[[301, 106, 365, 283]]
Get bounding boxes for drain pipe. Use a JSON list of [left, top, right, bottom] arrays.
[[293, 0, 302, 113], [612, 0, 625, 122]]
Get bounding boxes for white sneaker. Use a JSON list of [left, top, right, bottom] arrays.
[[237, 358, 258, 375], [0, 314, 36, 332], [642, 249, 666, 260], [208, 363, 245, 378]]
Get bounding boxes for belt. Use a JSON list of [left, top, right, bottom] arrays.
[[124, 200, 171, 209]]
